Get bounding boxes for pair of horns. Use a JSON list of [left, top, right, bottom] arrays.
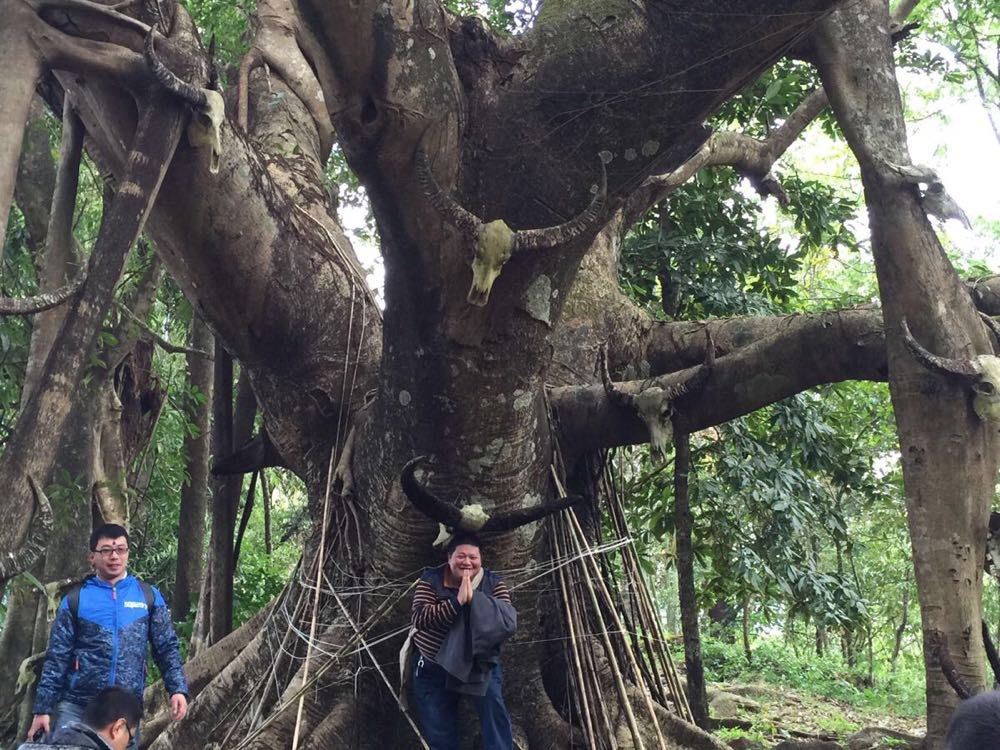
[[400, 457, 581, 533], [144, 30, 219, 107], [601, 329, 716, 407], [415, 150, 608, 252]]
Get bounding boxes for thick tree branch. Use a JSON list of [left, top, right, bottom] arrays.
[[551, 308, 887, 456], [621, 0, 921, 229], [0, 0, 45, 253], [0, 92, 185, 569], [211, 430, 286, 475]]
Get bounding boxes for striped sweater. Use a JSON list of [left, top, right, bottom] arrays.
[[411, 565, 511, 661]]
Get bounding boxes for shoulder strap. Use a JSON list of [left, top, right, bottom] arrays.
[[66, 574, 96, 623], [138, 579, 155, 612], [67, 585, 81, 621]]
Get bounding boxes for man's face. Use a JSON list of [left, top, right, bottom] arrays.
[[101, 717, 133, 750], [89, 535, 129, 582], [448, 544, 482, 580]]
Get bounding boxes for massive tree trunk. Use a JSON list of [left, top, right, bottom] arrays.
[[2, 0, 993, 747], [814, 3, 1000, 745]]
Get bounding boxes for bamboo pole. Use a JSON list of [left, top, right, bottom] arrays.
[[559, 511, 647, 750], [563, 518, 618, 750], [565, 508, 667, 750], [552, 517, 598, 749], [605, 454, 694, 722]]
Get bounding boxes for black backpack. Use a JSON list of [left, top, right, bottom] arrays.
[[66, 575, 155, 622]]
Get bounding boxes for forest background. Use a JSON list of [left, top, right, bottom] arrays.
[[0, 0, 998, 747]]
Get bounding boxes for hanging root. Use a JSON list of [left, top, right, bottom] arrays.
[[0, 476, 53, 584], [332, 426, 355, 496]]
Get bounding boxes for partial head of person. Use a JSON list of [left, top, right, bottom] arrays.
[[446, 532, 482, 581], [89, 523, 130, 583], [43, 687, 141, 750], [945, 690, 1000, 749], [84, 687, 141, 750]]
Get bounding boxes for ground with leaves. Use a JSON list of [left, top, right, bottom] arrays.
[[709, 680, 923, 748]]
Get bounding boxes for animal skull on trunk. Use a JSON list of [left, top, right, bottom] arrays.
[[416, 150, 607, 306], [901, 318, 1000, 423], [145, 31, 224, 174], [601, 331, 715, 464], [399, 457, 583, 547]]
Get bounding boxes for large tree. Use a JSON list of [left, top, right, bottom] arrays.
[[1, 0, 996, 747]]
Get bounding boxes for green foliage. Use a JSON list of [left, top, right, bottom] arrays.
[[697, 634, 925, 717], [184, 0, 254, 64], [443, 0, 526, 33]]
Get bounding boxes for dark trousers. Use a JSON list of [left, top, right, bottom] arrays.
[[409, 655, 513, 750]]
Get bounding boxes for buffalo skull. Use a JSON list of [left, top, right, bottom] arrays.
[[901, 318, 1000, 423], [601, 331, 715, 464], [416, 150, 607, 306], [145, 31, 224, 174], [400, 457, 583, 546]]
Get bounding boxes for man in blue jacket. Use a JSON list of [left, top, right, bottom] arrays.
[[26, 523, 188, 748]]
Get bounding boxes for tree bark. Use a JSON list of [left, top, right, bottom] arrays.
[[674, 431, 709, 730], [209, 359, 257, 640], [173, 315, 214, 620], [814, 3, 1000, 744], [208, 346, 235, 642]]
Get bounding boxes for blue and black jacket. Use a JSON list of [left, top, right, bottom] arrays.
[[33, 575, 188, 715]]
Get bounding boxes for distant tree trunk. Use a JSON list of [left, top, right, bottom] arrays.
[[674, 431, 709, 729], [891, 585, 910, 672], [815, 625, 826, 657], [208, 346, 235, 641], [208, 356, 256, 641], [173, 316, 214, 620], [742, 597, 753, 666], [189, 551, 212, 658], [261, 469, 272, 555], [233, 470, 258, 569]]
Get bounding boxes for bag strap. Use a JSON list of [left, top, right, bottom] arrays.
[[66, 574, 96, 623], [137, 579, 155, 612]]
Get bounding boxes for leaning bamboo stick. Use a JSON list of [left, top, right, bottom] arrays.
[[553, 517, 598, 749], [561, 516, 617, 750], [565, 508, 667, 750], [606, 456, 694, 722], [560, 510, 647, 750]]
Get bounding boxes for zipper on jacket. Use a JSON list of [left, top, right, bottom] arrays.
[[109, 583, 118, 684]]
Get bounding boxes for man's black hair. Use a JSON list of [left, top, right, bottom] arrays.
[[945, 690, 1000, 749], [89, 523, 129, 551], [82, 686, 142, 732], [446, 532, 482, 556]]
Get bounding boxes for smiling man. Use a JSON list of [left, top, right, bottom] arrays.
[[26, 524, 188, 749], [409, 532, 517, 750]]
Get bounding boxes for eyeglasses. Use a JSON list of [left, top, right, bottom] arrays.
[[120, 719, 134, 743], [93, 546, 129, 557]]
